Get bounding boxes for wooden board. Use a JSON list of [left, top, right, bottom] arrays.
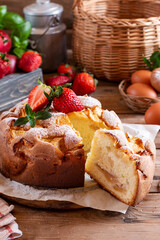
[[0, 68, 43, 111], [1, 194, 83, 210]]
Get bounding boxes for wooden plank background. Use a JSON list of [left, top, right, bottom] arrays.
[[1, 0, 74, 29]]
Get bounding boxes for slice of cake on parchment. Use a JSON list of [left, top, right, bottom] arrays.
[[85, 129, 156, 206]]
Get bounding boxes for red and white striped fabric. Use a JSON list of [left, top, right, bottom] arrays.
[[0, 198, 22, 240]]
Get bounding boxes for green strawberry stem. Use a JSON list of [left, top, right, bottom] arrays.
[[37, 79, 52, 91], [94, 78, 98, 87], [0, 32, 9, 44], [0, 53, 10, 63], [65, 63, 70, 68]]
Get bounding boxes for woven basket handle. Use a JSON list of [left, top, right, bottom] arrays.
[[72, 0, 83, 10]]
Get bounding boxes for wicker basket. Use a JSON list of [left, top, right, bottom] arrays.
[[72, 0, 160, 82], [119, 80, 160, 113]]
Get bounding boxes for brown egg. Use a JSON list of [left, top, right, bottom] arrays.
[[126, 83, 158, 98], [131, 70, 152, 85], [150, 68, 160, 92], [145, 102, 160, 124]]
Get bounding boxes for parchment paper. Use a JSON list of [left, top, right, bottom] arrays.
[[0, 124, 159, 213]]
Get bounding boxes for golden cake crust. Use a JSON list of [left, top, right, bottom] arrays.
[[0, 101, 85, 188]]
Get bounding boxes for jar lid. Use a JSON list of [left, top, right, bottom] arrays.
[[23, 0, 63, 16]]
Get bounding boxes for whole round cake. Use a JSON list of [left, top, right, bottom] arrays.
[[0, 83, 156, 206]]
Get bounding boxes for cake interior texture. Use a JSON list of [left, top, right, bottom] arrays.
[[85, 129, 155, 206], [68, 109, 109, 155]]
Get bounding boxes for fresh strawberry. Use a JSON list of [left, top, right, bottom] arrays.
[[6, 54, 18, 74], [53, 88, 84, 114], [46, 75, 72, 87], [57, 64, 75, 80], [28, 82, 51, 112], [0, 30, 11, 53], [72, 72, 96, 95], [0, 53, 11, 79], [18, 50, 42, 72]]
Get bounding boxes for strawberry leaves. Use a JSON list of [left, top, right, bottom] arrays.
[[52, 86, 64, 98], [0, 53, 10, 63], [35, 110, 52, 120], [13, 116, 29, 127], [13, 104, 52, 128], [44, 83, 72, 111]]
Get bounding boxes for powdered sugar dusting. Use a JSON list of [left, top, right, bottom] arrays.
[[1, 117, 17, 127], [38, 112, 65, 127], [17, 123, 82, 150], [64, 128, 82, 149], [51, 112, 65, 116], [131, 154, 140, 160], [109, 130, 129, 146], [24, 127, 48, 142], [48, 124, 71, 137], [102, 110, 118, 128], [100, 129, 130, 148], [0, 102, 25, 121], [78, 96, 101, 108], [102, 110, 123, 130], [120, 146, 133, 153]]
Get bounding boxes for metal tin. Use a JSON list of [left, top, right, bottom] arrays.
[[30, 24, 67, 73], [23, 0, 63, 28], [23, 0, 67, 73]]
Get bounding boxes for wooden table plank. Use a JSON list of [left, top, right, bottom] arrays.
[[12, 193, 160, 240], [150, 180, 160, 193], [91, 85, 134, 113], [119, 114, 145, 124]]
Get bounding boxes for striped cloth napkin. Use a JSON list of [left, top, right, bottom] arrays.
[[0, 198, 22, 240]]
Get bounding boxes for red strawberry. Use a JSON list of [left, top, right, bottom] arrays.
[[46, 75, 72, 87], [53, 88, 84, 114], [72, 72, 96, 95], [6, 54, 18, 74], [28, 83, 51, 112], [57, 64, 75, 80], [0, 30, 11, 53], [18, 50, 42, 72], [0, 53, 11, 79]]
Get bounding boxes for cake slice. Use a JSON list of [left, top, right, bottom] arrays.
[[85, 129, 156, 206]]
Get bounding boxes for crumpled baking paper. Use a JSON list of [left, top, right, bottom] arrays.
[[0, 124, 159, 214]]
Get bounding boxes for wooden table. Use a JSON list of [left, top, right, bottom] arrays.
[[6, 79, 160, 239]]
